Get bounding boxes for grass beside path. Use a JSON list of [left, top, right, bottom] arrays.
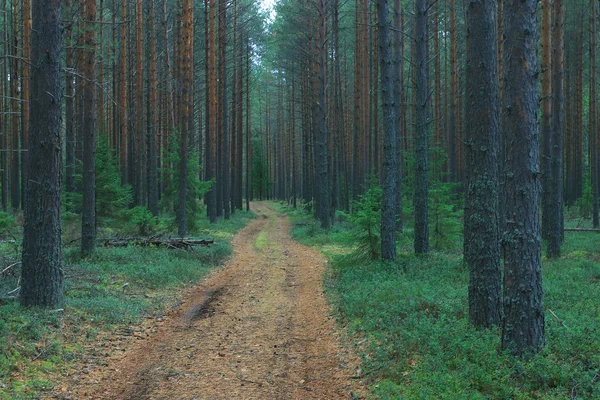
[[276, 201, 600, 400], [0, 211, 255, 399]]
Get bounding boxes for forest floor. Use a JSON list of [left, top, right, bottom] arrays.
[[54, 202, 359, 400]]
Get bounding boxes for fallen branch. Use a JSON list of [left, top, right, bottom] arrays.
[[103, 237, 214, 250], [1, 261, 20, 275], [565, 228, 600, 233], [548, 309, 569, 330]]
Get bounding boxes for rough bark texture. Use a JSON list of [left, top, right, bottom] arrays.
[[206, 0, 217, 223], [500, 0, 545, 356], [178, 0, 193, 236], [547, 0, 564, 258], [540, 0, 552, 240], [592, 0, 600, 229], [465, 0, 501, 328], [21, 0, 64, 307], [315, 0, 329, 229], [119, 0, 128, 184], [377, 0, 397, 261], [148, 0, 159, 217], [81, 0, 97, 256], [393, 0, 403, 233], [414, 0, 429, 255], [65, 0, 75, 194]]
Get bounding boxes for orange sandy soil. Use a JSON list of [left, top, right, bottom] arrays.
[[51, 202, 361, 400]]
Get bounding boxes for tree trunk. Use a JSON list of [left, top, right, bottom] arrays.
[[500, 0, 545, 356], [540, 0, 552, 240], [206, 0, 217, 223], [393, 0, 403, 233], [120, 0, 128, 184], [178, 0, 193, 236], [315, 0, 329, 228], [148, 0, 159, 217], [547, 0, 564, 258], [81, 0, 97, 257], [414, 0, 429, 255], [465, 0, 501, 328], [21, 0, 64, 308], [377, 0, 397, 261], [592, 0, 600, 229]]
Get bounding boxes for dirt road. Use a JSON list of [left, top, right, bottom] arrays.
[[59, 203, 358, 399]]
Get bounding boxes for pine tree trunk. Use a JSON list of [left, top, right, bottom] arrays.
[[547, 0, 564, 258], [206, 0, 217, 223], [414, 0, 429, 255], [540, 0, 552, 241], [378, 0, 397, 261], [500, 0, 545, 356], [393, 0, 403, 233], [592, 0, 600, 229], [21, 0, 64, 307], [21, 0, 31, 209], [148, 0, 159, 217], [465, 0, 501, 328], [81, 0, 97, 257], [120, 0, 128, 184]]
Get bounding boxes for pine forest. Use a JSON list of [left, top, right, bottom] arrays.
[[1, 0, 600, 398]]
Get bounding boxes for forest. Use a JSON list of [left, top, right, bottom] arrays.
[[1, 0, 600, 398]]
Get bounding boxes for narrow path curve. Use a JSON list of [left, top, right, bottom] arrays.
[[60, 202, 358, 399]]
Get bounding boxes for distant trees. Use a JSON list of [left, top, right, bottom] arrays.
[[20, 0, 64, 307]]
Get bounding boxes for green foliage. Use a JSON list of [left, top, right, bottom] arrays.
[[570, 178, 593, 219], [343, 181, 382, 262], [160, 132, 212, 233], [0, 211, 16, 237], [121, 206, 166, 236], [430, 182, 463, 251], [65, 136, 133, 225]]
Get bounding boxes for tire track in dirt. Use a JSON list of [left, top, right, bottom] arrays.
[[56, 202, 358, 399]]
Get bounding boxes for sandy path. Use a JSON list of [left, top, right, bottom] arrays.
[[57, 202, 357, 399]]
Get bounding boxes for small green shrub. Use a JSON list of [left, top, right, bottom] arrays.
[[342, 181, 382, 262], [160, 132, 212, 232], [121, 206, 165, 236]]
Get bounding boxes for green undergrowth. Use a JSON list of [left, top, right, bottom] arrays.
[[0, 210, 255, 399], [278, 202, 600, 399]]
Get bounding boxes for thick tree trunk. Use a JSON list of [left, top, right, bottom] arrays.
[[377, 0, 397, 261], [414, 0, 429, 255], [81, 0, 97, 256], [500, 0, 545, 356], [21, 0, 64, 307], [465, 0, 502, 328], [65, 0, 75, 194]]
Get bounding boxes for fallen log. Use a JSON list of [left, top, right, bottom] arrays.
[[104, 238, 215, 250], [564, 228, 600, 233]]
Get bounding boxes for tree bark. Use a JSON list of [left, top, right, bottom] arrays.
[[81, 0, 97, 256], [547, 0, 564, 258], [500, 0, 545, 356], [465, 0, 502, 328], [414, 0, 429, 255], [148, 0, 159, 217], [21, 0, 64, 307], [377, 0, 397, 261], [592, 0, 600, 229], [393, 0, 403, 233]]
